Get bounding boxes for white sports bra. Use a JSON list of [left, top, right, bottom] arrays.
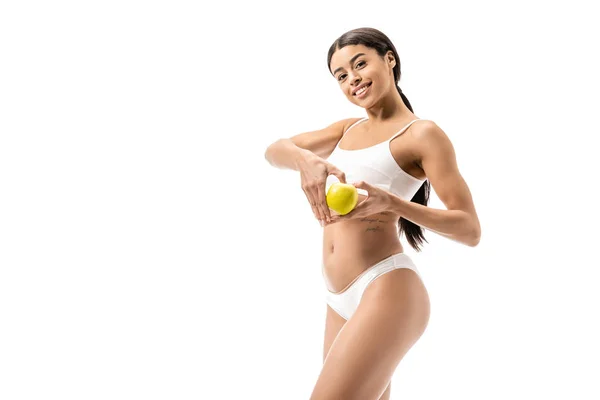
[[325, 117, 427, 201]]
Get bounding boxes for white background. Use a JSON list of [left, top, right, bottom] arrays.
[[1, 1, 599, 399]]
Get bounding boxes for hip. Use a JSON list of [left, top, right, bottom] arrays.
[[322, 242, 406, 293]]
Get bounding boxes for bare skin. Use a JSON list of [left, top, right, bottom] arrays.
[[317, 120, 430, 400], [264, 42, 479, 399], [321, 117, 426, 293], [314, 44, 434, 400]]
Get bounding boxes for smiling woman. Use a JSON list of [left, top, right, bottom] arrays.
[[327, 32, 430, 252], [264, 27, 480, 400]]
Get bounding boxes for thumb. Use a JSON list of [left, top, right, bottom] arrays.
[[352, 180, 371, 189], [352, 180, 372, 197], [330, 168, 346, 184]]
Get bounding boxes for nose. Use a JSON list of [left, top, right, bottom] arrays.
[[350, 72, 362, 86]]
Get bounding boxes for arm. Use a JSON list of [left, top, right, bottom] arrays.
[[264, 138, 317, 171], [389, 122, 481, 247], [264, 118, 360, 170], [264, 118, 358, 224]]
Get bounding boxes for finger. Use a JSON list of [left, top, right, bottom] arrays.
[[331, 169, 346, 184], [352, 182, 372, 200], [352, 180, 373, 193], [308, 185, 326, 223], [329, 209, 358, 223], [325, 214, 342, 225], [316, 182, 331, 222], [356, 196, 369, 208], [302, 186, 320, 221], [324, 218, 339, 226], [342, 197, 367, 219], [352, 180, 367, 188]]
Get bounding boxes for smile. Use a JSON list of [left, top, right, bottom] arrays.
[[354, 83, 372, 98]]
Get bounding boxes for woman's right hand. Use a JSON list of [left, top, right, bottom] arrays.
[[298, 155, 346, 225]]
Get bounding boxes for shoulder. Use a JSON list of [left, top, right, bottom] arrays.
[[341, 117, 366, 133], [412, 119, 444, 139], [412, 120, 450, 146], [320, 117, 364, 137], [411, 120, 455, 159], [287, 117, 365, 159]]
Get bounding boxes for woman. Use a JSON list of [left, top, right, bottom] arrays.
[[264, 27, 481, 400]]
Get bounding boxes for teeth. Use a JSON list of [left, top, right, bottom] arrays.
[[355, 84, 370, 95]]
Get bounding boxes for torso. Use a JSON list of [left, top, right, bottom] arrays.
[[322, 115, 427, 293]]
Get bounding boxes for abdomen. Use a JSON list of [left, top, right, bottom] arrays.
[[322, 209, 404, 293]]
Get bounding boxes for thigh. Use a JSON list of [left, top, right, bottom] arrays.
[[312, 268, 430, 400], [323, 304, 346, 362], [324, 305, 392, 400], [379, 384, 391, 400]]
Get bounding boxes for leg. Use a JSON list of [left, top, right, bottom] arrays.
[[311, 268, 430, 400], [324, 304, 391, 399], [378, 383, 391, 400], [323, 304, 346, 362]]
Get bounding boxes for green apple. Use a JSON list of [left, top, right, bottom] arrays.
[[326, 183, 358, 215]]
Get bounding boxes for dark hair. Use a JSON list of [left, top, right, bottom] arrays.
[[327, 27, 430, 252]]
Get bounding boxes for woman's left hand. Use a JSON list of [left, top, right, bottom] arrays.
[[326, 181, 394, 224]]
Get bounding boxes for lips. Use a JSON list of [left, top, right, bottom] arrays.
[[353, 83, 372, 96]]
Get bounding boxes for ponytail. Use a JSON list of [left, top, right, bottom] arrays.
[[326, 27, 432, 251], [396, 84, 430, 252]]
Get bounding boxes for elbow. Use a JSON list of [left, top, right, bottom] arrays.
[[265, 139, 284, 161], [264, 142, 277, 164], [467, 234, 480, 247], [467, 225, 481, 247]]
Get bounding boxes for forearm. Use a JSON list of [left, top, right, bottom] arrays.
[[264, 139, 315, 171], [389, 194, 480, 246]]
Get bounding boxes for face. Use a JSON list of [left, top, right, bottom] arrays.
[[329, 44, 396, 106]]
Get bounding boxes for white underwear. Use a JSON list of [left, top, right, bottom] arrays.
[[322, 252, 422, 320]]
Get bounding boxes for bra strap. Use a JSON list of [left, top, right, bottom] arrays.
[[386, 119, 425, 143], [342, 117, 368, 137]]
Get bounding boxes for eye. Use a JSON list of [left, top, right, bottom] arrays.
[[337, 61, 366, 82]]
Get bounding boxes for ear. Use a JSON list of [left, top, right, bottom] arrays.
[[386, 51, 396, 68]]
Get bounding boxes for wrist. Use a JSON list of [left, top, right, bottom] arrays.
[[294, 148, 316, 169], [388, 193, 408, 214]]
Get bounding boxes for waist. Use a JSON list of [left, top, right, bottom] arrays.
[[322, 216, 404, 291], [322, 246, 406, 293], [322, 240, 404, 269], [323, 212, 401, 252]]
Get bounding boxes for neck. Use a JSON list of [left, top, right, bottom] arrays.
[[364, 88, 414, 123]]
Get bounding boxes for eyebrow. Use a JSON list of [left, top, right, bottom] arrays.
[[332, 53, 366, 76]]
